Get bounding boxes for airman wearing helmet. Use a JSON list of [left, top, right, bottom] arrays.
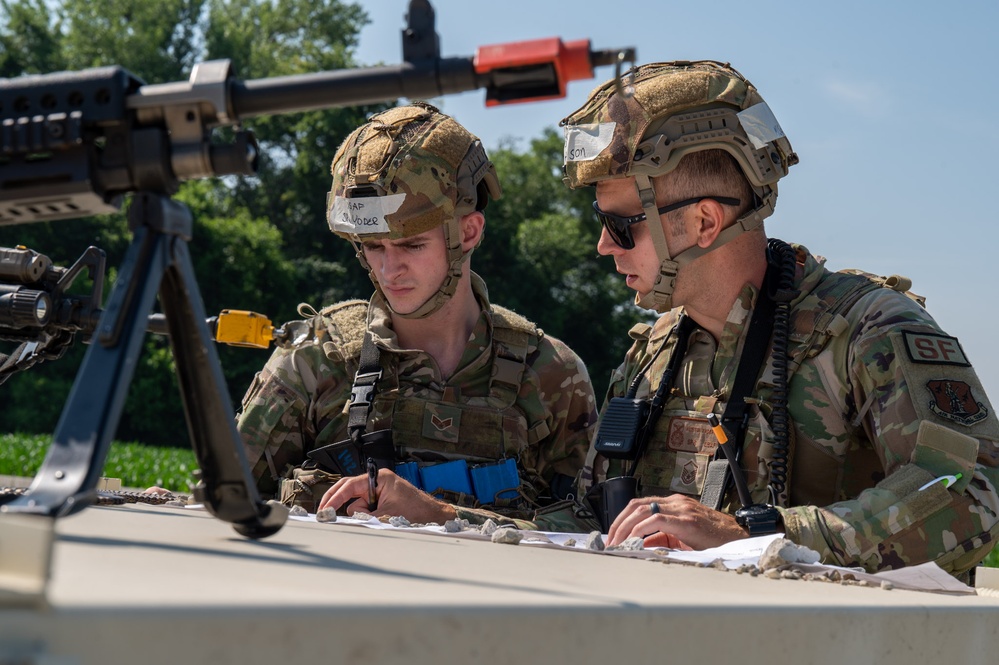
[[237, 103, 599, 530], [327, 102, 502, 319], [566, 61, 999, 579]]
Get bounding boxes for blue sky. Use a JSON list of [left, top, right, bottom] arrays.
[[353, 0, 999, 400]]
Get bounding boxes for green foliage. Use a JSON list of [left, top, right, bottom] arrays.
[[0, 0, 64, 75], [59, 0, 204, 82], [0, 214, 134, 438], [202, 0, 387, 303], [102, 439, 198, 491], [0, 432, 198, 491], [0, 433, 50, 475], [203, 0, 365, 77]]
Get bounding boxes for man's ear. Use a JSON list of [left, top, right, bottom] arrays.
[[459, 211, 486, 251], [693, 199, 727, 249]]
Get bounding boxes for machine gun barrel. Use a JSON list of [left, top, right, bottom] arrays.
[[231, 59, 480, 118], [227, 46, 639, 118]]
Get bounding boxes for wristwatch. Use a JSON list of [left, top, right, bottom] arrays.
[[735, 504, 782, 536]]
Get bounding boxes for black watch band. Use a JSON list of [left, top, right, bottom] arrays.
[[735, 504, 781, 536]]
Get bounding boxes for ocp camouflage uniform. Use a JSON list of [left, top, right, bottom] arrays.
[[581, 245, 999, 576], [238, 273, 598, 525]]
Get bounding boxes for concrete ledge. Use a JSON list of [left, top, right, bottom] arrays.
[[1, 504, 998, 664]]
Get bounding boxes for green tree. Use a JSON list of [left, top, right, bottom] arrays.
[[58, 0, 204, 82], [203, 0, 385, 306], [0, 0, 64, 76]]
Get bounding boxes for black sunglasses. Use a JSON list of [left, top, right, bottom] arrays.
[[593, 196, 741, 249]]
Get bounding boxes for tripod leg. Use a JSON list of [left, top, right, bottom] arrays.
[[160, 236, 286, 538]]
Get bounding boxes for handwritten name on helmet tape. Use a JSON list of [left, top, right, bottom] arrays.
[[902, 331, 971, 367], [327, 194, 405, 236], [563, 122, 615, 163]]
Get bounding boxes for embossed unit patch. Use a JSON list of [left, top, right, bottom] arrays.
[[926, 379, 988, 426]]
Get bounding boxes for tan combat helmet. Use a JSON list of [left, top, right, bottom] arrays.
[[327, 102, 502, 318], [561, 60, 799, 311]]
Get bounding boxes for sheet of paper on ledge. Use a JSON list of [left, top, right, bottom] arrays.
[[280, 511, 974, 595]]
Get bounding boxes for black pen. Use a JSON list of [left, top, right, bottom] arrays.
[[366, 457, 379, 510]]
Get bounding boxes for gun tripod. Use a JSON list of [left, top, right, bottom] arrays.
[[1, 193, 287, 539]]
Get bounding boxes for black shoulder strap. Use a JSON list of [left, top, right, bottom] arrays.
[[700, 261, 778, 511]]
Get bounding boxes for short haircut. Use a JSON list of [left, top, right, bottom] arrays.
[[653, 150, 755, 236]]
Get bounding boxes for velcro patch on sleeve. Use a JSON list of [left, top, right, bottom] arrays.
[[901, 330, 970, 367], [889, 330, 999, 437]]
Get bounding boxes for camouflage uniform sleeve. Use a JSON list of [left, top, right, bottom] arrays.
[[519, 334, 599, 489], [780, 291, 999, 574], [236, 341, 351, 498]]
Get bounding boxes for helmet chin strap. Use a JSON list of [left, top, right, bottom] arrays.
[[354, 216, 470, 320], [632, 174, 775, 313], [634, 174, 678, 312]]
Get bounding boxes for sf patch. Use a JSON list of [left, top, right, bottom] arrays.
[[926, 379, 988, 426], [902, 331, 970, 366]]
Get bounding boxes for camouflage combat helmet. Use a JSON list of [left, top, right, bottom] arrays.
[[561, 60, 798, 311], [327, 102, 502, 318]]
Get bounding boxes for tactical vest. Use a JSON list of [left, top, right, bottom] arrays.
[[314, 299, 550, 508], [611, 267, 921, 509]]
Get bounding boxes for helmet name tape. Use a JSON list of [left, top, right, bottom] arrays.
[[736, 102, 785, 150], [564, 122, 616, 163], [328, 194, 405, 236]]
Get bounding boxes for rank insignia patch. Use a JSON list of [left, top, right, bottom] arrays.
[[431, 414, 453, 431], [926, 379, 988, 426], [902, 331, 970, 366], [680, 459, 697, 486], [423, 404, 461, 443]]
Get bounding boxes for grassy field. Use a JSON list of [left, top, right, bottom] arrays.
[[0, 432, 198, 492], [3, 431, 997, 568]]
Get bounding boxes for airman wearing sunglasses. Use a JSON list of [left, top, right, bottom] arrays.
[[562, 61, 999, 579]]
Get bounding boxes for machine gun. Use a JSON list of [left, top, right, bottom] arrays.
[[0, 0, 635, 539]]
